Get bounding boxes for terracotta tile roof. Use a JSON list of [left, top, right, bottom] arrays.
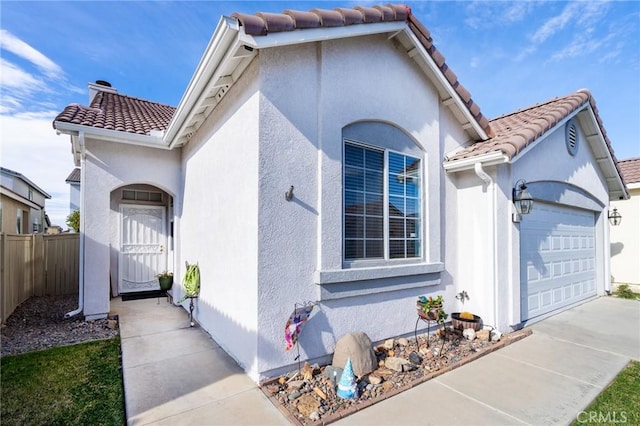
[[65, 168, 80, 184], [232, 4, 493, 138], [54, 91, 175, 135], [447, 89, 620, 164], [618, 158, 640, 184]]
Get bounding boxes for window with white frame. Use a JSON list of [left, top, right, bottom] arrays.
[[344, 141, 422, 261]]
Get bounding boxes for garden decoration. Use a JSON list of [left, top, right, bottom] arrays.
[[415, 295, 448, 352], [284, 301, 316, 372], [178, 262, 200, 327], [336, 357, 358, 399]]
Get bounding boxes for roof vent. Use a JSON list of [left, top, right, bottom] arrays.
[[565, 119, 579, 156], [95, 80, 112, 87]]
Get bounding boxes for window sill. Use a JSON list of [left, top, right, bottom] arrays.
[[314, 262, 444, 301]]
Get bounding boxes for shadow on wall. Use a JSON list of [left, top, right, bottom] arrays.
[[611, 242, 624, 257]]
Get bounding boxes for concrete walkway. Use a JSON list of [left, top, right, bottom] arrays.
[[113, 296, 639, 426]]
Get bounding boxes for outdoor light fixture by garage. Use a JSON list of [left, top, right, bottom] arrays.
[[608, 207, 621, 226], [513, 179, 534, 216]]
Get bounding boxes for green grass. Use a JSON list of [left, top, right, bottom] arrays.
[[1, 338, 125, 426], [572, 361, 640, 425]]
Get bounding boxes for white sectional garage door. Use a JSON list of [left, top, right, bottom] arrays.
[[520, 202, 596, 321]]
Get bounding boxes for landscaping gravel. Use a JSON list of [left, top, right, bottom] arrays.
[[1, 295, 118, 357]]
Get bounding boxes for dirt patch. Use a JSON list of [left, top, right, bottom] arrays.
[[262, 328, 531, 425], [1, 295, 119, 357]]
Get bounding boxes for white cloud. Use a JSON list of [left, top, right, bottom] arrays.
[[0, 29, 63, 79], [1, 115, 74, 228], [0, 58, 46, 92], [531, 2, 580, 43]]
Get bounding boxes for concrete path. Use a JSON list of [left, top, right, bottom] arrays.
[[338, 297, 639, 426], [113, 296, 639, 426], [111, 297, 287, 426]]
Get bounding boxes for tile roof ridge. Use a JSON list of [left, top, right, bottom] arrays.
[[92, 90, 176, 109], [618, 157, 640, 163], [489, 91, 589, 122]]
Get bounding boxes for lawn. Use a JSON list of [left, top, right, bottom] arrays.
[[572, 360, 640, 425], [1, 338, 125, 426]]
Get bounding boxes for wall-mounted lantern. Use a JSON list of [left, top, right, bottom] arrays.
[[608, 207, 621, 226], [513, 179, 534, 216]]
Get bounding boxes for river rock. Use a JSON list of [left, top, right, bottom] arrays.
[[476, 329, 490, 342], [383, 338, 395, 350], [463, 328, 476, 341], [385, 356, 410, 372], [296, 394, 321, 417], [409, 351, 423, 365], [332, 332, 377, 377], [398, 337, 409, 347]]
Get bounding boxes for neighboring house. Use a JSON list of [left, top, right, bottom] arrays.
[[610, 158, 640, 287], [65, 168, 81, 213], [52, 4, 628, 382], [0, 167, 51, 234]]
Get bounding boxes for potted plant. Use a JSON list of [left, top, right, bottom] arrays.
[[416, 295, 446, 323], [451, 311, 482, 331], [156, 271, 173, 291]]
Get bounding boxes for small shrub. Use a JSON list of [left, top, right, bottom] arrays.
[[614, 284, 639, 300]]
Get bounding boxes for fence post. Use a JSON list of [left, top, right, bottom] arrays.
[[33, 234, 45, 296]]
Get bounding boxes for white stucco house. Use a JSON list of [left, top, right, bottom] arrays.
[[53, 4, 628, 381], [610, 158, 640, 288]]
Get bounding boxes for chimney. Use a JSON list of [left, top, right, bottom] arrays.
[[88, 80, 117, 104]]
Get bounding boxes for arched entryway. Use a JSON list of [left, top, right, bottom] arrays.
[[110, 184, 173, 296]]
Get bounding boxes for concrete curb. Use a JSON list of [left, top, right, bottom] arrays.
[[260, 328, 533, 425]]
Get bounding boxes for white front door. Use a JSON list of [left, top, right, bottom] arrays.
[[520, 202, 597, 321], [119, 205, 166, 293]]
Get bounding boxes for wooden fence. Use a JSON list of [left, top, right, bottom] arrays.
[[1, 233, 79, 323]]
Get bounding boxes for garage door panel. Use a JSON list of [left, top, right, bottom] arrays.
[[521, 202, 597, 321]]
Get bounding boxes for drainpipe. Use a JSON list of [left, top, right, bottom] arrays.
[[474, 162, 499, 330], [65, 132, 86, 318]]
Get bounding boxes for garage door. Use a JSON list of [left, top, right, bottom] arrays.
[[520, 202, 596, 321]]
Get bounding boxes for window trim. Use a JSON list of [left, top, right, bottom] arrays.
[[343, 139, 424, 267]]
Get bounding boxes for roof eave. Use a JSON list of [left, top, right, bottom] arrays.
[[55, 121, 167, 151], [576, 105, 629, 201], [443, 151, 509, 173], [165, 16, 247, 148]]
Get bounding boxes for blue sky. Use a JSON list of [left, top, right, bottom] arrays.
[[1, 1, 639, 228]]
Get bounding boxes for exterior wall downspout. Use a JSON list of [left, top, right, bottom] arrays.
[[65, 132, 85, 318], [474, 162, 499, 329]]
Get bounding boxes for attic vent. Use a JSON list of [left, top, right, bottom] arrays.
[[565, 119, 579, 156]]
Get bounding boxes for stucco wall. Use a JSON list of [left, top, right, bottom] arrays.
[[179, 59, 261, 377], [253, 34, 460, 378], [610, 186, 640, 285], [83, 139, 181, 319]]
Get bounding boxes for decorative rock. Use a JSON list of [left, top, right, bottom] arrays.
[[385, 356, 410, 372], [402, 363, 417, 372], [463, 328, 476, 341], [409, 351, 423, 365], [323, 365, 343, 385], [313, 386, 327, 401], [266, 384, 280, 394], [106, 319, 118, 330], [383, 338, 395, 350], [366, 383, 373, 391], [288, 390, 302, 401], [302, 362, 314, 381], [278, 377, 287, 385], [398, 337, 409, 347], [419, 347, 430, 356], [382, 381, 394, 392], [490, 329, 502, 341], [296, 394, 321, 417], [332, 332, 377, 377], [368, 375, 382, 385], [287, 380, 305, 390], [476, 329, 490, 342], [309, 411, 320, 421]]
